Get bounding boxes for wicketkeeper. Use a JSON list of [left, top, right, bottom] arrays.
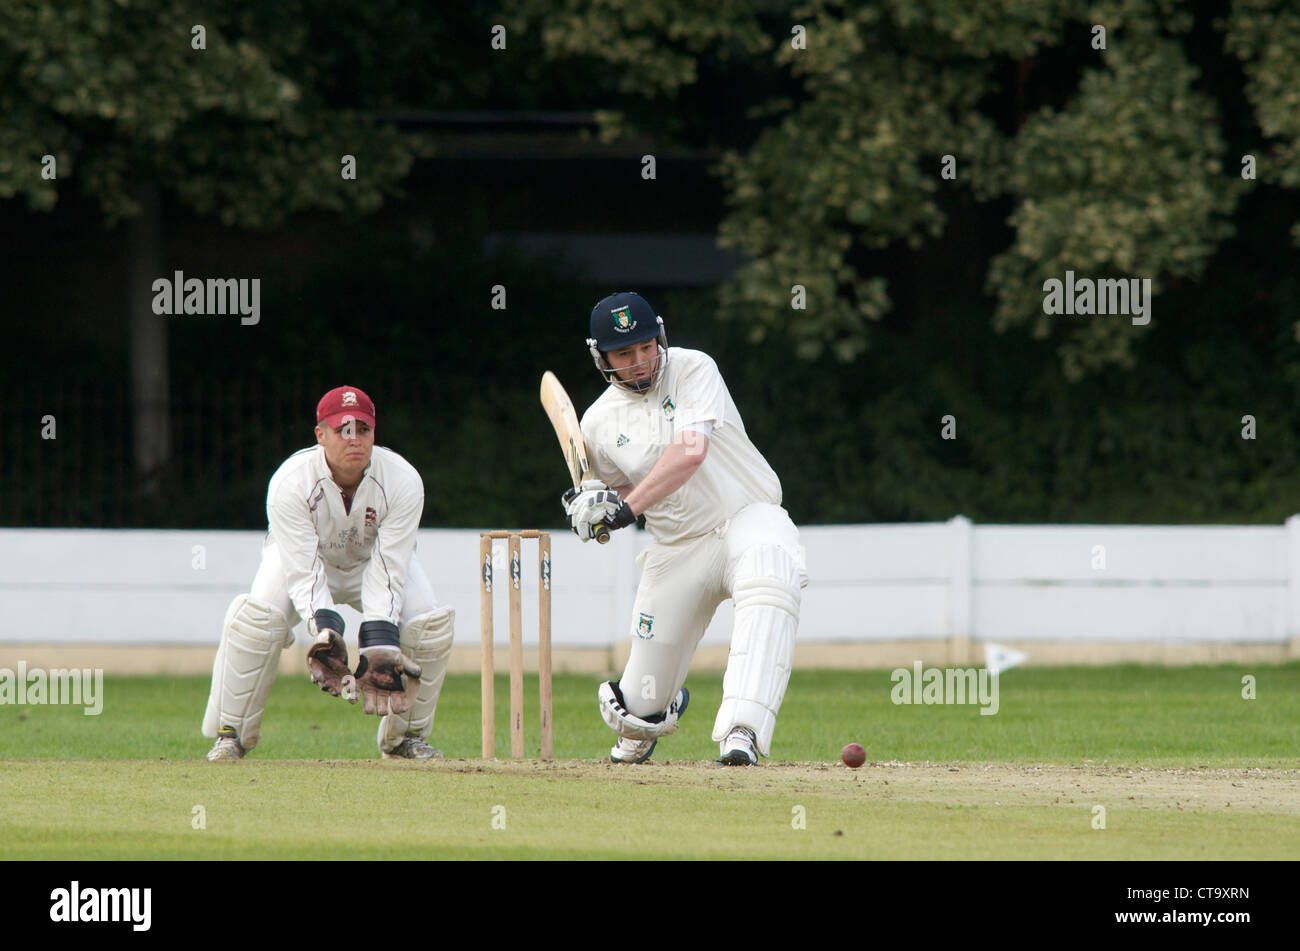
[[202, 385, 455, 761], [564, 292, 808, 765]]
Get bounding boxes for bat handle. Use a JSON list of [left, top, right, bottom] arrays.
[[596, 524, 611, 545]]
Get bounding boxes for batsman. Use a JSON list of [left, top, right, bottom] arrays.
[[202, 385, 455, 761], [563, 292, 808, 765]]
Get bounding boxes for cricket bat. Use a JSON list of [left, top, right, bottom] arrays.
[[540, 371, 610, 544]]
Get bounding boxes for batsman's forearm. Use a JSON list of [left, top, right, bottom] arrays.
[[624, 444, 705, 516]]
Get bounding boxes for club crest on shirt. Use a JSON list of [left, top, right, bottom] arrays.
[[616, 433, 629, 447], [326, 526, 360, 549], [611, 305, 637, 333], [308, 486, 326, 512], [660, 395, 675, 420], [636, 613, 654, 639], [365, 506, 377, 526]]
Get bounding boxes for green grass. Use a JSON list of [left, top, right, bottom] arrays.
[[3, 665, 1295, 765], [1, 665, 1297, 858]]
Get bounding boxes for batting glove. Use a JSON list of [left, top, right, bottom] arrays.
[[564, 481, 634, 542]]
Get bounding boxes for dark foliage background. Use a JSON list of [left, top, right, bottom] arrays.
[[7, 0, 1300, 528]]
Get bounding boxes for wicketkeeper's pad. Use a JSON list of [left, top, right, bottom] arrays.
[[201, 594, 292, 751]]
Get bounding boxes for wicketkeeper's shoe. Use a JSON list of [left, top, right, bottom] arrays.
[[205, 726, 245, 762], [382, 732, 445, 760], [717, 726, 758, 766], [609, 687, 689, 764]]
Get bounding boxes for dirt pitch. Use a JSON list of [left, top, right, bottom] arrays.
[[3, 757, 1295, 860]]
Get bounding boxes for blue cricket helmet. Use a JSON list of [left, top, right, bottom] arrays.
[[586, 292, 669, 392]]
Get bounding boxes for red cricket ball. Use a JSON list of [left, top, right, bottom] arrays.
[[841, 743, 866, 768]]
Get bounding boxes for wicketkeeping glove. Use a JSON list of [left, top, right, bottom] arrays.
[[354, 618, 422, 716], [355, 647, 422, 716], [306, 612, 359, 703]]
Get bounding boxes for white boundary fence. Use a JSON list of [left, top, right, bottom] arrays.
[[4, 516, 1300, 650]]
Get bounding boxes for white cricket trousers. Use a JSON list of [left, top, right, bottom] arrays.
[[617, 502, 805, 719]]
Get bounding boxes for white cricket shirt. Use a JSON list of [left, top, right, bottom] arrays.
[[264, 444, 424, 629], [581, 347, 782, 544]]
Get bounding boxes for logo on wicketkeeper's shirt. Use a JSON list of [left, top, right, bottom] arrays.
[[616, 433, 629, 447], [636, 613, 654, 639], [365, 507, 377, 525], [660, 396, 675, 420], [611, 305, 637, 333]]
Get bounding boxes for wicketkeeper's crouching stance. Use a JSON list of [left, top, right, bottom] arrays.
[[565, 292, 808, 765], [202, 385, 455, 761]]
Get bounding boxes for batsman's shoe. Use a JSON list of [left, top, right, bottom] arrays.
[[610, 688, 689, 764], [717, 726, 758, 766], [610, 735, 658, 764], [205, 726, 245, 762], [382, 733, 444, 760]]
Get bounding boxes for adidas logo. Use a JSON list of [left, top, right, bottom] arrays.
[[616, 434, 629, 447]]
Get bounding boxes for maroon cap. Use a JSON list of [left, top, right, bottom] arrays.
[[316, 386, 376, 429]]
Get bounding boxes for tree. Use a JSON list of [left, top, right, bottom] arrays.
[[0, 0, 411, 224], [504, 0, 1300, 378], [0, 0, 406, 487]]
